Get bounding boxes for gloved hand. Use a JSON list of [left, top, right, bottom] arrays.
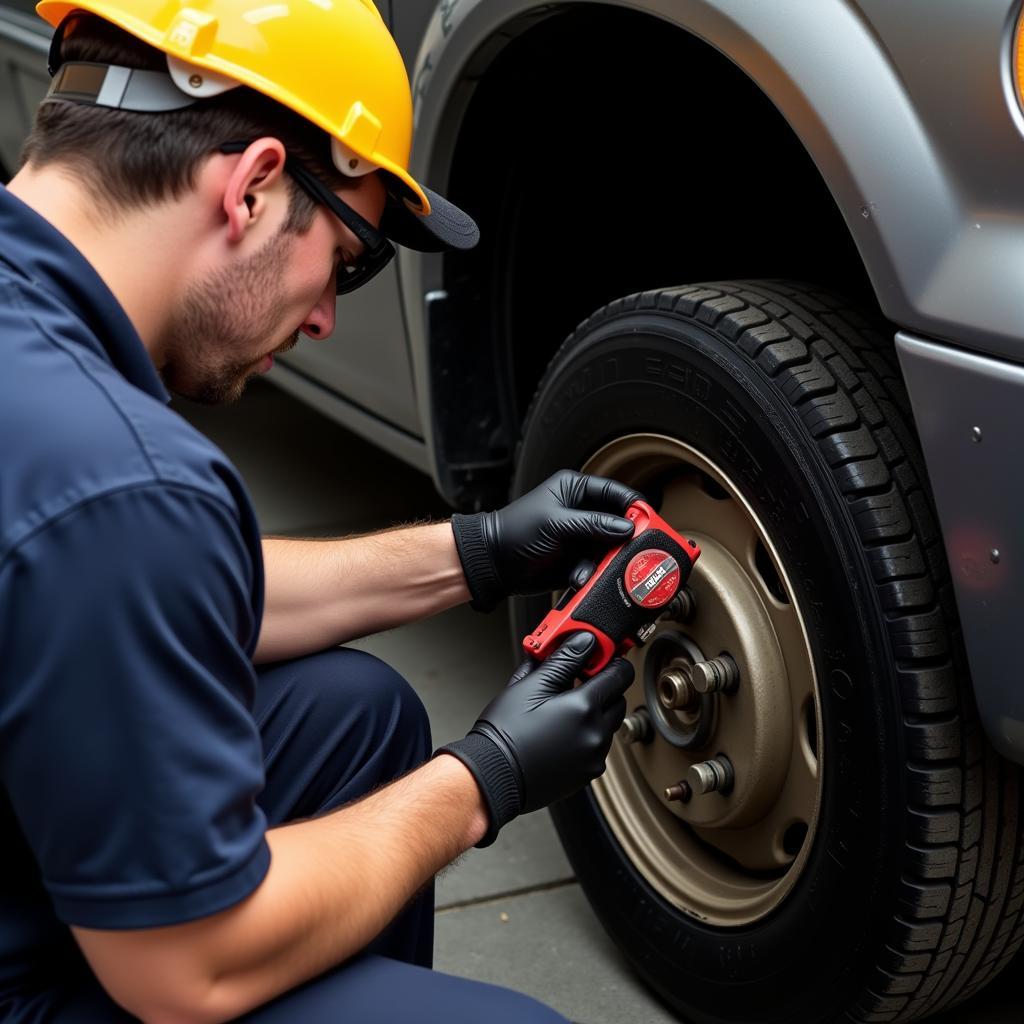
[[436, 632, 634, 847], [451, 469, 645, 612]]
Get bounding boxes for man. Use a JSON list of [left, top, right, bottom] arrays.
[[0, 2, 641, 1021]]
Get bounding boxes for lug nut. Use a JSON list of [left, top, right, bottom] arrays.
[[658, 669, 698, 711], [687, 755, 735, 796], [664, 780, 692, 803], [690, 655, 739, 694], [662, 586, 696, 623], [619, 708, 653, 745]]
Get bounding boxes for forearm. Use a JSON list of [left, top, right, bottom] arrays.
[[255, 522, 471, 663], [74, 755, 487, 1024]]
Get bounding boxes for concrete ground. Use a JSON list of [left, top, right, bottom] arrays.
[[175, 378, 1018, 1024]]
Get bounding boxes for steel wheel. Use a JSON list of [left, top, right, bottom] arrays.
[[581, 434, 822, 927]]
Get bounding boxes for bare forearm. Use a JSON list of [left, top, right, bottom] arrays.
[[255, 522, 471, 663], [74, 755, 487, 1023]]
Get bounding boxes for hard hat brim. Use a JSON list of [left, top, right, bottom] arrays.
[[381, 180, 479, 253]]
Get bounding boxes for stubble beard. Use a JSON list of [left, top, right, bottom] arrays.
[[161, 231, 300, 405]]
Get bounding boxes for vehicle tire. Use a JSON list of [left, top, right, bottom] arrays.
[[510, 281, 1024, 1023]]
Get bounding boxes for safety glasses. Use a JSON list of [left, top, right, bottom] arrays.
[[219, 141, 395, 295]]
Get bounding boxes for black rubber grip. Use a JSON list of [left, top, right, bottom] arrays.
[[572, 529, 694, 642]]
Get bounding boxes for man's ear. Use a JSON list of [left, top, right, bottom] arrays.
[[221, 138, 287, 244]]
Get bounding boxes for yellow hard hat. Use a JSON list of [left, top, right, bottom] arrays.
[[35, 0, 478, 252]]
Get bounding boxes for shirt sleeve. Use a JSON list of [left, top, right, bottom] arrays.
[[0, 482, 270, 929]]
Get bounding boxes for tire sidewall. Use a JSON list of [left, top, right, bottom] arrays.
[[512, 313, 905, 1023]]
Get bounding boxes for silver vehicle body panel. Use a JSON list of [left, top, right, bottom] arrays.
[[897, 333, 1024, 764], [271, 359, 427, 471]]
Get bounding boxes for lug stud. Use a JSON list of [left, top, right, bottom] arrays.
[[687, 755, 735, 796], [664, 780, 693, 803], [690, 654, 740, 694], [619, 708, 653, 745], [662, 586, 696, 623], [657, 669, 698, 711]]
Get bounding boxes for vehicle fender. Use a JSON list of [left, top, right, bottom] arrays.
[[399, 0, 1023, 487]]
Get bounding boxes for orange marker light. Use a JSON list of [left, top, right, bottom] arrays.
[[1018, 13, 1024, 109]]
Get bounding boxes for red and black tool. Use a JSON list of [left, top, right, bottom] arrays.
[[522, 501, 701, 677]]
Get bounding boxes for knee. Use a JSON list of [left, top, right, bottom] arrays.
[[308, 648, 431, 764], [348, 649, 431, 757]]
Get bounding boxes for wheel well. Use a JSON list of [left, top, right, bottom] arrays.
[[438, 5, 876, 507]]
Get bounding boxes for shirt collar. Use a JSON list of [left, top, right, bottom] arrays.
[[0, 183, 170, 403]]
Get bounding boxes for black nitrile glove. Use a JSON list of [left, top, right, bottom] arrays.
[[452, 470, 645, 612], [436, 632, 634, 847]]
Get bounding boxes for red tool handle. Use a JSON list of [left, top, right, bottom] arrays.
[[522, 501, 700, 676]]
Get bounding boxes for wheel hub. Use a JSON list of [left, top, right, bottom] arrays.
[[643, 632, 714, 749]]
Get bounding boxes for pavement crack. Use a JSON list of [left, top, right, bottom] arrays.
[[435, 876, 576, 914]]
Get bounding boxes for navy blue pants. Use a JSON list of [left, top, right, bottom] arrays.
[[61, 648, 568, 1023]]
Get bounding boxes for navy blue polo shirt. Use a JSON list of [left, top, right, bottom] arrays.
[[0, 184, 271, 1014]]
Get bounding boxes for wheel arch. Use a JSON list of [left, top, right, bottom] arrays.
[[399, 0, 952, 507]]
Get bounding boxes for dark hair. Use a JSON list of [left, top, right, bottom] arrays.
[[21, 13, 351, 232]]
